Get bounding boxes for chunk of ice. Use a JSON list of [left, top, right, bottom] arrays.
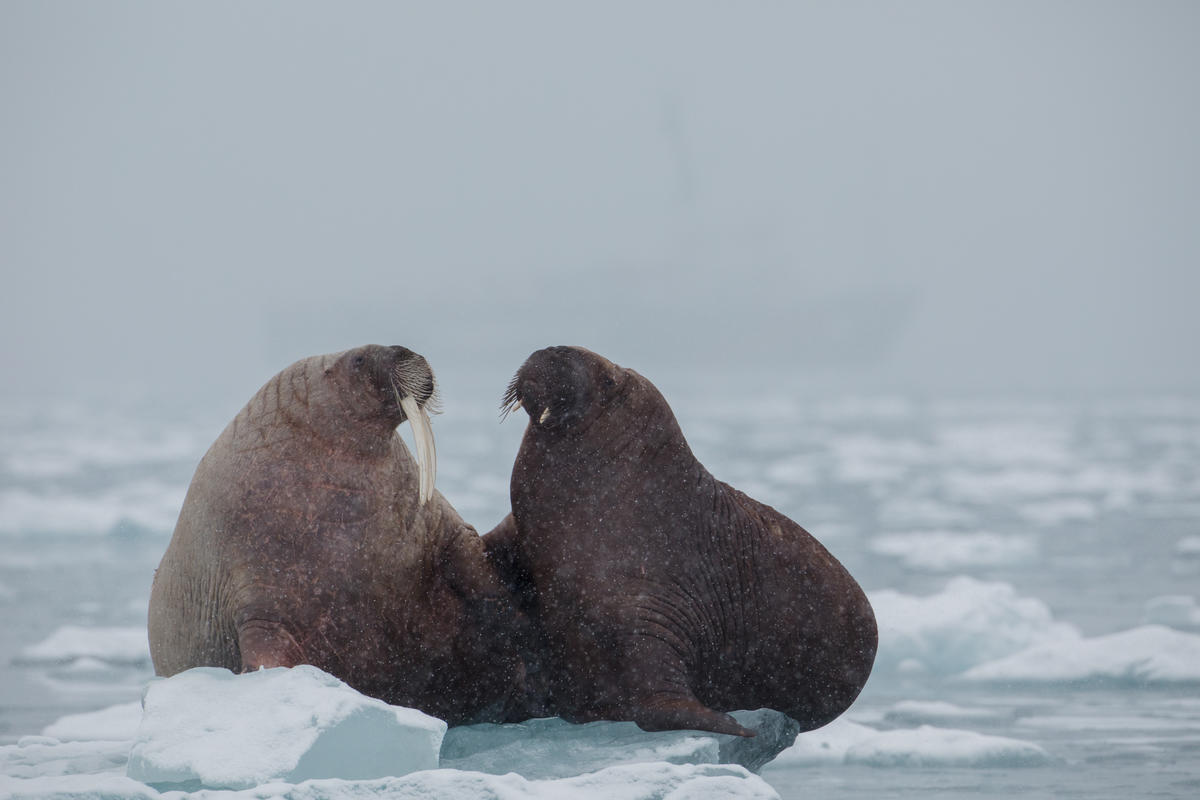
[[963, 624, 1200, 684], [125, 666, 445, 789], [42, 702, 143, 742], [441, 708, 800, 778], [870, 577, 1080, 675], [17, 626, 150, 667], [844, 725, 1050, 767]]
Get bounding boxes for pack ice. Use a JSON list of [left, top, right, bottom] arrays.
[[1, 665, 787, 799]]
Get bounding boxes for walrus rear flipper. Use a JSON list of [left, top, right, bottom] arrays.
[[237, 620, 304, 672], [636, 695, 755, 738]]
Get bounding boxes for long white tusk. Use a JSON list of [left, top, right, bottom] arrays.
[[539, 407, 551, 424], [398, 392, 437, 505]]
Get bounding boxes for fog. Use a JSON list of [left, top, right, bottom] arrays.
[[3, 2, 1198, 412]]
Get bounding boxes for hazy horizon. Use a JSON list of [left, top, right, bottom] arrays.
[[4, 2, 1198, 412]]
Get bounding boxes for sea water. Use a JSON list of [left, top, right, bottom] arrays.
[[2, 377, 1199, 798]]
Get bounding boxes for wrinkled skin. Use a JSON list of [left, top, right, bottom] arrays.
[[148, 345, 527, 725], [485, 346, 878, 737]]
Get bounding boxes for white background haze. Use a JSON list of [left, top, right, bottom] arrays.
[[3, 1, 1198, 409]]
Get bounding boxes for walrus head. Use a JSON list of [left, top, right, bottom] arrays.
[[500, 346, 642, 435], [333, 345, 440, 504]]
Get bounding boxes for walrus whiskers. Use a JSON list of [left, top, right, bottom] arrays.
[[392, 380, 437, 505], [499, 375, 522, 422]]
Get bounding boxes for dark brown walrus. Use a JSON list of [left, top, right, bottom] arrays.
[[484, 346, 877, 737], [148, 345, 527, 725]]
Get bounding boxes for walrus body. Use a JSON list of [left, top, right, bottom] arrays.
[[148, 345, 525, 725], [485, 346, 877, 737]]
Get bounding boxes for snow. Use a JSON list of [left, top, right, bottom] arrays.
[[869, 576, 1080, 675], [126, 666, 445, 789], [963, 625, 1200, 684], [870, 531, 1036, 570], [17, 626, 151, 667]]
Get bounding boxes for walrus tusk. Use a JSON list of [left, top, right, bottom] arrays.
[[398, 392, 437, 505], [539, 407, 551, 424]]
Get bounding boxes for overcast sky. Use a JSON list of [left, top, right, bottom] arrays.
[[3, 2, 1198, 412]]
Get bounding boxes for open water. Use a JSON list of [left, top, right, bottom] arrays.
[[2, 372, 1199, 798]]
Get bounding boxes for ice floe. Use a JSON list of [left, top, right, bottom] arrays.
[[42, 702, 143, 742], [1177, 536, 1200, 557], [870, 531, 1036, 571], [842, 725, 1050, 767], [17, 626, 151, 667], [882, 700, 1014, 726], [869, 577, 1080, 675], [0, 666, 789, 800], [0, 484, 186, 536], [127, 666, 445, 789], [1144, 595, 1200, 630], [765, 718, 1048, 769], [442, 708, 799, 777], [963, 625, 1200, 684]]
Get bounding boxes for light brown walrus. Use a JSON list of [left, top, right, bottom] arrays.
[[148, 345, 528, 724]]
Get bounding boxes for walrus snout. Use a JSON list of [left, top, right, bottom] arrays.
[[501, 346, 594, 428]]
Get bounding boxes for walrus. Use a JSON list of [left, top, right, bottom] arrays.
[[484, 346, 877, 737], [148, 345, 527, 725]]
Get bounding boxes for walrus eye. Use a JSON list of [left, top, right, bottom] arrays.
[[353, 356, 365, 368]]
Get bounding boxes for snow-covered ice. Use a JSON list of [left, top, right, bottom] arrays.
[[17, 626, 151, 667], [869, 576, 1080, 675], [882, 700, 1014, 726], [42, 702, 143, 742], [1144, 594, 1200, 630], [126, 666, 445, 789], [1, 763, 781, 800], [764, 718, 1048, 769], [870, 531, 1036, 571], [963, 625, 1200, 684], [842, 725, 1050, 768]]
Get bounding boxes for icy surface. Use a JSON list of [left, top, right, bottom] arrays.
[[843, 725, 1050, 767], [442, 709, 800, 778], [963, 625, 1200, 684], [42, 701, 142, 741], [766, 719, 1048, 769], [882, 700, 1014, 726], [869, 531, 1036, 570], [17, 626, 151, 667], [5, 393, 1200, 798], [0, 763, 780, 800], [1144, 594, 1200, 630], [126, 666, 445, 789], [870, 576, 1080, 674]]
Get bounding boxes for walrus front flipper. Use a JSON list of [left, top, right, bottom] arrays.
[[236, 620, 304, 672], [635, 695, 756, 738]]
